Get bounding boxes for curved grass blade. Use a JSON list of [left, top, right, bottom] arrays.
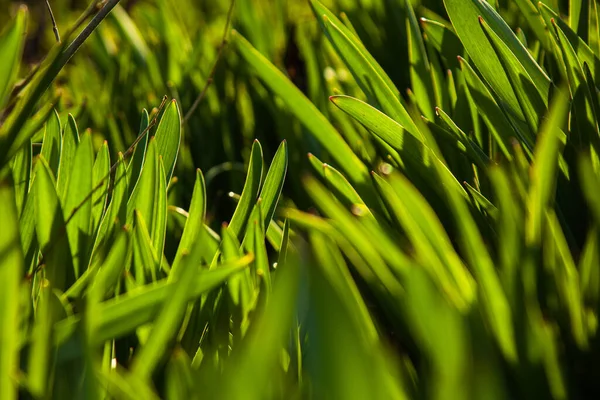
[[316, 11, 420, 137], [68, 255, 254, 345], [458, 56, 520, 157], [444, 0, 550, 119], [479, 16, 548, 135], [130, 240, 203, 382], [420, 18, 464, 69], [231, 31, 369, 187]]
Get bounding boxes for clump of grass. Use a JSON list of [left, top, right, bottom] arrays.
[[2, 0, 600, 398]]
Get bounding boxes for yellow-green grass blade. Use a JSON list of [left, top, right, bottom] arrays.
[[10, 141, 31, 215], [40, 110, 62, 179], [0, 178, 23, 400], [444, 0, 551, 120], [34, 156, 74, 291], [229, 140, 263, 239], [171, 169, 207, 279], [479, 16, 548, 136], [91, 140, 110, 236], [63, 131, 94, 278], [57, 114, 80, 199], [0, 6, 27, 109], [127, 109, 149, 198], [56, 255, 254, 346], [130, 239, 204, 382], [257, 140, 287, 228], [153, 99, 181, 184]]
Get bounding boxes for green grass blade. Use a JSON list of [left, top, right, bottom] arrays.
[[0, 178, 23, 400], [0, 6, 27, 109], [229, 140, 263, 239], [130, 241, 203, 382], [479, 16, 548, 135], [127, 109, 149, 199], [40, 110, 62, 179], [458, 56, 520, 157], [231, 30, 369, 187], [133, 210, 159, 284], [420, 18, 464, 69], [92, 140, 110, 235], [406, 0, 435, 119], [10, 142, 31, 215], [444, 0, 550, 119], [153, 99, 181, 184], [63, 131, 94, 278], [257, 140, 287, 228], [316, 11, 419, 136], [34, 156, 74, 290], [57, 114, 80, 199], [171, 169, 207, 278]]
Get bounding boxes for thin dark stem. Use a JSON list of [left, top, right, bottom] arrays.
[[28, 96, 168, 279], [45, 0, 61, 43], [1, 0, 122, 167], [182, 0, 236, 124], [8, 0, 105, 104]]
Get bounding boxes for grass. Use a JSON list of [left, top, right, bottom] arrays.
[[1, 0, 600, 398]]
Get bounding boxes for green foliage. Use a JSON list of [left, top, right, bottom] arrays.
[[3, 0, 600, 398]]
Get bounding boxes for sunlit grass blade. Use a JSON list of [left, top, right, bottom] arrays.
[[316, 11, 419, 136], [92, 140, 110, 235], [0, 6, 27, 109], [171, 169, 207, 278], [229, 140, 263, 239], [0, 178, 23, 400], [206, 250, 299, 400], [406, 0, 435, 119], [479, 16, 548, 135], [130, 239, 203, 382], [372, 172, 475, 309], [153, 99, 181, 184], [56, 255, 254, 346], [444, 0, 550, 120], [34, 156, 74, 290], [133, 210, 159, 284], [127, 109, 149, 198], [10, 142, 31, 215], [231, 30, 369, 187], [526, 90, 569, 246], [57, 114, 80, 199], [458, 56, 520, 157], [420, 18, 464, 69], [257, 140, 287, 228], [40, 110, 62, 179], [63, 131, 94, 278]]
